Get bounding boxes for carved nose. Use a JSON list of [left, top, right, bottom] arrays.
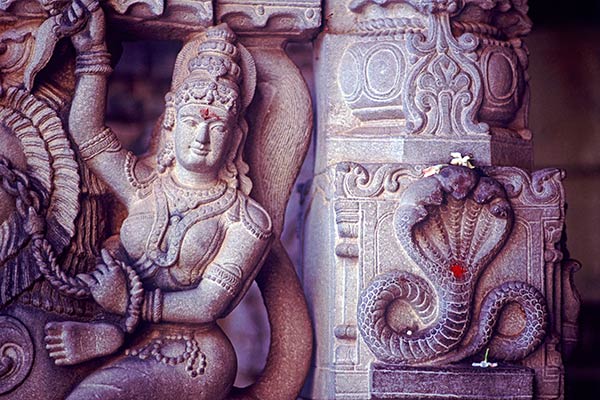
[[195, 122, 210, 145]]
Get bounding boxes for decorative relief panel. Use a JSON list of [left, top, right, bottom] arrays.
[[332, 0, 530, 138], [161, 0, 213, 25], [402, 11, 489, 135], [305, 160, 577, 399], [217, 0, 321, 38], [316, 0, 532, 172], [334, 200, 360, 258], [338, 39, 408, 121], [305, 1, 577, 400], [358, 165, 546, 364], [106, 0, 165, 15], [334, 162, 420, 199]]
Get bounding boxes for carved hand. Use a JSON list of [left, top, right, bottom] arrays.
[[78, 250, 128, 315], [68, 0, 106, 53]]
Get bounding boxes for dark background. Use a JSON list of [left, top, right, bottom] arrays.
[[529, 0, 600, 398]]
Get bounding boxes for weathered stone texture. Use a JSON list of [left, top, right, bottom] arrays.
[[302, 1, 580, 399]]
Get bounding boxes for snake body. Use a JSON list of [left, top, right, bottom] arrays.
[[357, 166, 548, 364]]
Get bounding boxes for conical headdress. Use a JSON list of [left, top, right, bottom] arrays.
[[168, 24, 242, 113]]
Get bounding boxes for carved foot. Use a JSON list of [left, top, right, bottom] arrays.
[[44, 321, 124, 365]]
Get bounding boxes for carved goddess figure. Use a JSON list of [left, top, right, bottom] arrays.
[[43, 5, 272, 399]]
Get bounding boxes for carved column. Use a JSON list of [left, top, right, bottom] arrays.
[[303, 1, 579, 399]]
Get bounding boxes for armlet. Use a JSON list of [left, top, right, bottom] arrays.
[[203, 263, 243, 297], [240, 198, 272, 240], [124, 151, 157, 195]]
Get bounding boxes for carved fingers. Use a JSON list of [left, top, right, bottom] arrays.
[[58, 0, 89, 36], [76, 250, 128, 315], [67, 0, 105, 52]]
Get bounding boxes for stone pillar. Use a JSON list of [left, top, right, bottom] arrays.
[[0, 1, 319, 399], [303, 1, 579, 399]]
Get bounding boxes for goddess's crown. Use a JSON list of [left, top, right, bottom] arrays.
[[167, 23, 241, 113]]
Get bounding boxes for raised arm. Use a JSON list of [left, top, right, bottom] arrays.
[[68, 3, 146, 208]]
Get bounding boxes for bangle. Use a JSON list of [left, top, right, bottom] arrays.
[[142, 288, 163, 323], [78, 127, 121, 161], [75, 49, 113, 76]]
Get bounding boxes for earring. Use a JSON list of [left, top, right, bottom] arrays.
[[163, 106, 176, 130], [157, 141, 175, 173]]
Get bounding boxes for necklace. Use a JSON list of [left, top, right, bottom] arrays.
[[163, 174, 228, 214], [145, 178, 237, 267]]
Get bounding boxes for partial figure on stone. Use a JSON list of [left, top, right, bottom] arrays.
[[38, 4, 272, 399]]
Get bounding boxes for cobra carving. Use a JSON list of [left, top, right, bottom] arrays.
[[357, 165, 548, 364]]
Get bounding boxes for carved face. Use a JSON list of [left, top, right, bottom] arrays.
[[172, 103, 234, 174]]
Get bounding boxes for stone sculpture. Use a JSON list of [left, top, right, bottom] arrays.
[[41, 10, 273, 397], [357, 165, 548, 365], [303, 1, 580, 399], [0, 1, 317, 399], [0, 0, 581, 399]]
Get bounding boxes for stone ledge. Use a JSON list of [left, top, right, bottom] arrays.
[[371, 363, 535, 400]]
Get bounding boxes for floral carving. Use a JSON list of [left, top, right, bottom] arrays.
[[486, 167, 565, 205], [335, 162, 421, 198], [403, 13, 488, 135]]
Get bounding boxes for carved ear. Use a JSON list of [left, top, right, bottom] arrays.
[[156, 140, 175, 173]]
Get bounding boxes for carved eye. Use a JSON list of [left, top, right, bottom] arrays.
[[183, 118, 198, 128], [211, 124, 225, 134]]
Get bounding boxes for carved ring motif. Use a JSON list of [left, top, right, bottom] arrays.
[[338, 42, 405, 120], [0, 315, 34, 394], [479, 45, 524, 124]]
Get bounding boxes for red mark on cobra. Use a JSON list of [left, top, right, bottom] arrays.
[[449, 263, 466, 279]]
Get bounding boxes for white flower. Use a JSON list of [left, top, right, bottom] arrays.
[[450, 152, 475, 169]]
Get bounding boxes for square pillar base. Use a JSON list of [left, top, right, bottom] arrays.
[[371, 363, 535, 400]]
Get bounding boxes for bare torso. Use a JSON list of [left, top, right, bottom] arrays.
[[120, 174, 241, 291]]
